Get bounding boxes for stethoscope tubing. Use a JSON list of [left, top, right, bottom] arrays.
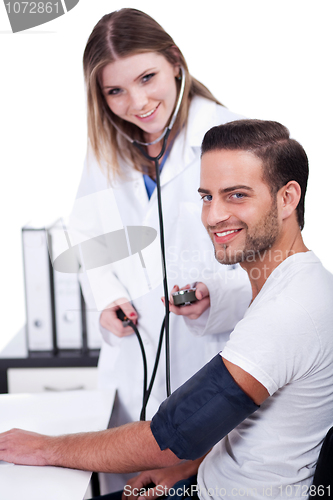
[[134, 129, 172, 403], [108, 68, 186, 419]]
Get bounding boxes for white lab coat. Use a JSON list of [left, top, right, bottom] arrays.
[[70, 96, 251, 493]]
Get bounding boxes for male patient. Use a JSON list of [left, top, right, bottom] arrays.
[[1, 120, 333, 500]]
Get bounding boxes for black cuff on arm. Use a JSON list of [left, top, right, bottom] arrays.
[[151, 354, 259, 460]]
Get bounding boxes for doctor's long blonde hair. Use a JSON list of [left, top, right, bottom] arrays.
[[83, 8, 222, 180]]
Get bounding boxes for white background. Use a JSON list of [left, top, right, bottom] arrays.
[[0, 0, 332, 351]]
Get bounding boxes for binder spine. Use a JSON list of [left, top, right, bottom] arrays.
[[22, 227, 55, 352], [48, 221, 83, 350], [22, 218, 101, 353]]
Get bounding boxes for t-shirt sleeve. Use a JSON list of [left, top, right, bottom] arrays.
[[221, 295, 321, 396]]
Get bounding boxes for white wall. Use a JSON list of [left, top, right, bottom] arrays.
[[0, 0, 332, 350]]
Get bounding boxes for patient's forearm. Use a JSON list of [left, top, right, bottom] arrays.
[[0, 422, 180, 473]]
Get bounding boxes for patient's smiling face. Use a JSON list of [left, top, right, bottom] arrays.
[[199, 149, 281, 266]]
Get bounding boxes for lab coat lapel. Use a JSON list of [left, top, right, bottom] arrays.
[[158, 97, 218, 188]]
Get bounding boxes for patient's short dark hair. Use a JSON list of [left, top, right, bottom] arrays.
[[201, 120, 309, 229]]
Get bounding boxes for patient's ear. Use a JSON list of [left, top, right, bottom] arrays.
[[278, 181, 301, 221]]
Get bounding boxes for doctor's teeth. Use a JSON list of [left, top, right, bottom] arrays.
[[216, 230, 238, 237], [139, 108, 156, 118]]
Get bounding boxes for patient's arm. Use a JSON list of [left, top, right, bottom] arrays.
[[0, 421, 179, 473]]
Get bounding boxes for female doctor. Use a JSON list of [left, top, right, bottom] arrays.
[[71, 8, 251, 494]]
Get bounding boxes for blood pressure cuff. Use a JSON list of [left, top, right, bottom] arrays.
[[150, 354, 259, 460]]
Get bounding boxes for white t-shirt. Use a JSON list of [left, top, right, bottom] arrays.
[[198, 251, 333, 499]]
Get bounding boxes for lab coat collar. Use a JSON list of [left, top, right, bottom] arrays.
[[159, 96, 218, 186], [116, 97, 219, 193], [186, 96, 218, 148]]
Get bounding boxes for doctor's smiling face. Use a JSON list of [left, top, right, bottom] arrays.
[[101, 52, 179, 144], [199, 149, 281, 265]]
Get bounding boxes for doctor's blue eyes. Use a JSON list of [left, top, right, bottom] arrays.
[[142, 73, 155, 83], [107, 88, 121, 96], [200, 195, 212, 202], [106, 73, 156, 96]]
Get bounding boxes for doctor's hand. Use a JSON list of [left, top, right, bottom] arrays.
[[122, 459, 202, 500], [161, 282, 210, 320], [100, 298, 138, 338]]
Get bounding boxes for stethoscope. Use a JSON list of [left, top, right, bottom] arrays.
[[109, 67, 186, 420]]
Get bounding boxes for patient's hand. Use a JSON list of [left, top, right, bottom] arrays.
[[0, 429, 50, 466], [162, 282, 210, 320], [122, 460, 201, 500]]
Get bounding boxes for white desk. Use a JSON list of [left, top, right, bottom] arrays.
[[0, 389, 115, 500], [0, 328, 100, 395]]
